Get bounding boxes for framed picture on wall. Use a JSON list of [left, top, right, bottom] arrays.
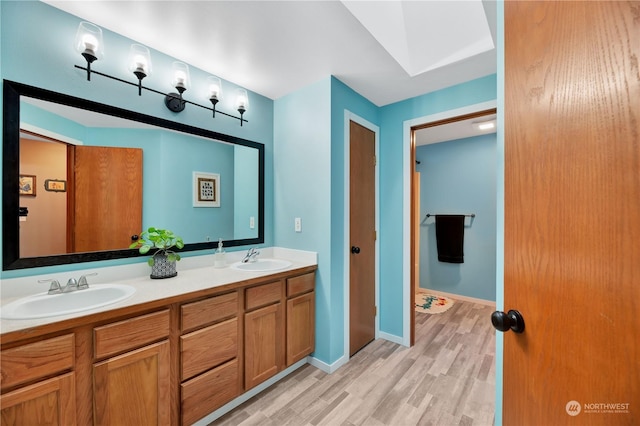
[[193, 171, 220, 207], [19, 174, 36, 196], [44, 179, 67, 192]]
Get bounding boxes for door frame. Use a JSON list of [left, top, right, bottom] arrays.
[[343, 110, 380, 360], [401, 100, 497, 346]]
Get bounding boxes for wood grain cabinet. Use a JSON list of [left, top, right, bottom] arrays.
[[0, 334, 76, 426], [92, 310, 171, 426], [179, 292, 241, 425], [244, 281, 285, 390], [0, 266, 316, 426], [286, 272, 316, 366]]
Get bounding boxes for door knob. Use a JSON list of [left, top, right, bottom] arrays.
[[491, 310, 525, 333], [131, 234, 139, 241], [351, 246, 361, 254]]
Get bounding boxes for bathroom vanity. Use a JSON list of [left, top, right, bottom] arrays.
[[0, 253, 316, 425]]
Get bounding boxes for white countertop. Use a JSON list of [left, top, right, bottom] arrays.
[[0, 247, 317, 335]]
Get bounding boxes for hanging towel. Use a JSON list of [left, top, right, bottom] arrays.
[[435, 215, 465, 263]]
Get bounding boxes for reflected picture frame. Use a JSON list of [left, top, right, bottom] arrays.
[[193, 171, 220, 207], [19, 174, 36, 196], [44, 179, 67, 192]]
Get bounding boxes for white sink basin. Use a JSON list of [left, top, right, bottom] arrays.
[[1, 284, 136, 320], [231, 259, 292, 272]]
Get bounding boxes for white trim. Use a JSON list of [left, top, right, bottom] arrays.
[[419, 288, 496, 307], [308, 354, 348, 374], [402, 100, 497, 347], [378, 332, 404, 345], [20, 123, 83, 145], [344, 110, 380, 362]]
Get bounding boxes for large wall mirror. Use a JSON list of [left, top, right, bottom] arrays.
[[3, 80, 264, 270]]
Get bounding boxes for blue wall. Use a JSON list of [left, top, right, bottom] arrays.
[[1, 0, 274, 278], [273, 78, 332, 363], [273, 76, 380, 367], [416, 134, 497, 301], [378, 74, 497, 337]]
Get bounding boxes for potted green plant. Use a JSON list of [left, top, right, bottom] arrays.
[[129, 227, 184, 279]]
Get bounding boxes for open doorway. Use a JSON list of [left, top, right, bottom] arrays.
[[408, 105, 497, 345]]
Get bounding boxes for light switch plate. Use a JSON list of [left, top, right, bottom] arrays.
[[250, 216, 255, 229], [295, 217, 302, 232]]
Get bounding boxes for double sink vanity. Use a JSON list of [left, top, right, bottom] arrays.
[[0, 248, 317, 425]]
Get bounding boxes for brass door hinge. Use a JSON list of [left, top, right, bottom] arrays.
[[374, 306, 377, 316]]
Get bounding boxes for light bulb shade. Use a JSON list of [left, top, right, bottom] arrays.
[[74, 21, 104, 62], [128, 44, 152, 78], [171, 61, 190, 92], [207, 76, 223, 101], [235, 88, 249, 112]]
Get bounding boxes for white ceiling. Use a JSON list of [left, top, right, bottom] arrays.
[[43, 0, 497, 108]]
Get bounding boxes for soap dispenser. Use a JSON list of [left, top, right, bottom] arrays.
[[214, 238, 226, 268]]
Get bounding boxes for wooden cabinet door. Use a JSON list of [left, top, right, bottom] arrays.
[[0, 372, 76, 426], [244, 303, 284, 389], [93, 341, 170, 426], [286, 291, 315, 366]]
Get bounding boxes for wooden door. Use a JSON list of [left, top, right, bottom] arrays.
[[0, 373, 76, 426], [70, 145, 143, 252], [349, 121, 376, 356], [504, 2, 640, 424], [93, 341, 170, 425]]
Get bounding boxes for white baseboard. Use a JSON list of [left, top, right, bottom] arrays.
[[308, 354, 348, 374], [420, 288, 496, 307], [379, 331, 405, 345]]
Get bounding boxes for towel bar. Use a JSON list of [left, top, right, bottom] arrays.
[[425, 213, 475, 219]]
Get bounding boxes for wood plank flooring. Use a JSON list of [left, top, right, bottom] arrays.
[[211, 299, 496, 426]]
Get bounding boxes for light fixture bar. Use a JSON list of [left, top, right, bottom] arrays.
[[73, 64, 248, 125]]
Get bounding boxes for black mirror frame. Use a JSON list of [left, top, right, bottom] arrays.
[[2, 80, 265, 270]]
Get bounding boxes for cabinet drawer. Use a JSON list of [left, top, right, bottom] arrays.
[[94, 309, 169, 359], [1, 334, 74, 390], [181, 291, 238, 332], [180, 318, 238, 381], [181, 359, 239, 426], [245, 281, 282, 310], [287, 272, 315, 298]]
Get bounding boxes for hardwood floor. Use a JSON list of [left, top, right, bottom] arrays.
[[211, 299, 495, 426]]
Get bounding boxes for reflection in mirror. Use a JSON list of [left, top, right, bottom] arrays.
[[3, 80, 264, 270]]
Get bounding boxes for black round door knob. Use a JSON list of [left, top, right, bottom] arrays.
[[131, 234, 139, 241], [491, 310, 525, 333], [351, 246, 361, 254]]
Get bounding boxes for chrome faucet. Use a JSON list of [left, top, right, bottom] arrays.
[[63, 278, 79, 293], [242, 247, 260, 263], [39, 272, 98, 294], [78, 273, 97, 290]]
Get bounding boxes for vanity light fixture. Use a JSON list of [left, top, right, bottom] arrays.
[[164, 62, 191, 112], [128, 44, 152, 96], [207, 76, 223, 117], [74, 21, 104, 81], [73, 21, 248, 126], [235, 89, 249, 127]]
